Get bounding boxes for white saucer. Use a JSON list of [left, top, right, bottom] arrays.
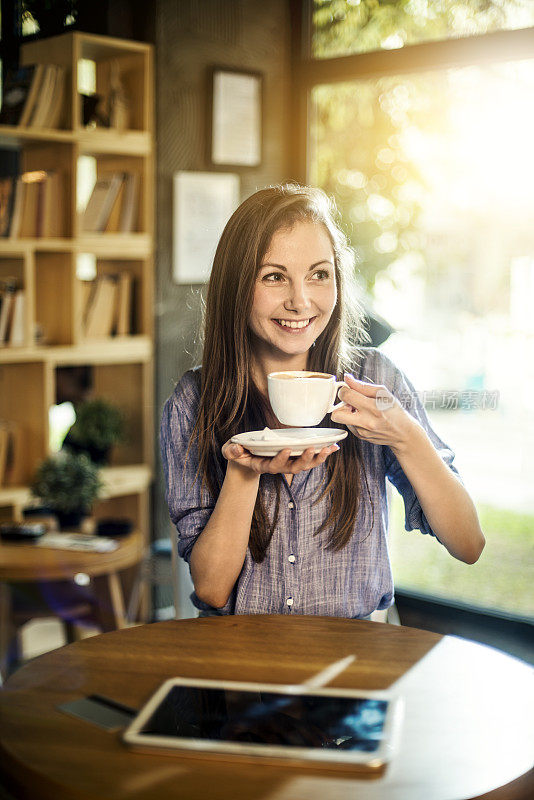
[[231, 428, 348, 457]]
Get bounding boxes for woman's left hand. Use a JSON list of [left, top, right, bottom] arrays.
[[331, 373, 420, 454]]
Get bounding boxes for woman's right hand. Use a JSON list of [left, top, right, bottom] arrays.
[[221, 440, 339, 477]]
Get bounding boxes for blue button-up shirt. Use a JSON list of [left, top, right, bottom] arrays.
[[160, 348, 459, 618]]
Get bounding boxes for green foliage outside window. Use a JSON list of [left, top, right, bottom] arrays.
[[312, 0, 534, 59], [311, 77, 426, 291]]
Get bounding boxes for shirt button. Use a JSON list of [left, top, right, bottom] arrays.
[[286, 597, 294, 607], [288, 502, 294, 509], [288, 555, 296, 563]]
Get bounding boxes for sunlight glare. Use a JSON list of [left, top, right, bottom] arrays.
[[399, 62, 534, 225]]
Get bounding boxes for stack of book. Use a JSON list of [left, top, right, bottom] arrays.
[[0, 278, 25, 346], [0, 63, 66, 129], [82, 172, 139, 233], [0, 170, 63, 238], [0, 420, 24, 487], [81, 271, 134, 338]]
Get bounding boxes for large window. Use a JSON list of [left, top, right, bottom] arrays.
[[301, 0, 534, 618]]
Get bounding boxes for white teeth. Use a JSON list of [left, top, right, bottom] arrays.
[[277, 319, 310, 329]]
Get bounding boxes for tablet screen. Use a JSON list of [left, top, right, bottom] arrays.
[[138, 685, 389, 752]]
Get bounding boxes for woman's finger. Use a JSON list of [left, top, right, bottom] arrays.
[[338, 376, 395, 416], [294, 446, 317, 470], [286, 446, 318, 473], [315, 443, 340, 463], [264, 448, 293, 473], [290, 444, 339, 473], [338, 386, 375, 413], [331, 406, 374, 428], [222, 441, 245, 460]]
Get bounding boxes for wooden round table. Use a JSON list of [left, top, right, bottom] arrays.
[[0, 530, 145, 676], [0, 616, 532, 800]]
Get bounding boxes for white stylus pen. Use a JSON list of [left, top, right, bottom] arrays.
[[301, 654, 357, 689]]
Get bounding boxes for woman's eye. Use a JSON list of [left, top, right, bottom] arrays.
[[262, 272, 284, 283], [311, 269, 330, 280]]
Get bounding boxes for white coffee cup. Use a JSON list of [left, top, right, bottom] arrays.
[[267, 371, 348, 426]]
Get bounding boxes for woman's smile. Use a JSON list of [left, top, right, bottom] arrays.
[[272, 316, 317, 331]]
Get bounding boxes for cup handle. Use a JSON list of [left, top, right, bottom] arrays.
[[328, 381, 348, 413]]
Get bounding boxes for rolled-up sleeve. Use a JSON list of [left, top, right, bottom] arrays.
[[159, 374, 214, 563], [376, 353, 461, 538]]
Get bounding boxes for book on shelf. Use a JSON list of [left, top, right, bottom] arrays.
[[80, 279, 93, 328], [83, 274, 118, 338], [5, 170, 63, 238], [114, 271, 134, 335], [8, 290, 25, 346], [0, 177, 16, 237], [0, 63, 65, 129], [28, 65, 66, 129], [0, 420, 25, 486], [119, 172, 139, 233], [8, 176, 25, 238], [82, 173, 123, 233], [44, 66, 66, 129], [0, 65, 41, 126], [0, 421, 9, 485], [82, 172, 139, 234], [18, 64, 47, 126], [82, 271, 134, 338], [104, 176, 126, 232], [37, 171, 63, 237], [0, 278, 19, 345], [18, 174, 41, 237]]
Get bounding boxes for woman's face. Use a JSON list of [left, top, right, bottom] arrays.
[[248, 221, 337, 362]]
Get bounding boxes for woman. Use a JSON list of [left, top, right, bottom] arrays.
[[160, 184, 485, 618]]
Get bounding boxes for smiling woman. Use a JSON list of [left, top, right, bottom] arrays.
[[160, 183, 485, 619]]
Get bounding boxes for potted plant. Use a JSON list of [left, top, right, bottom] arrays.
[[30, 451, 103, 530], [62, 398, 125, 465]]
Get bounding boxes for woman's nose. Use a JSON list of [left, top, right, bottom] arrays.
[[284, 281, 310, 312]]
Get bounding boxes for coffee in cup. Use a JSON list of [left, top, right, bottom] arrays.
[[267, 371, 347, 426]]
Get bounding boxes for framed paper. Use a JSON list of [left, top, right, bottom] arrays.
[[210, 68, 262, 167], [173, 171, 240, 284]]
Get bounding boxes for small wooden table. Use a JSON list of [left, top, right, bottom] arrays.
[[0, 615, 532, 800], [0, 530, 144, 676]]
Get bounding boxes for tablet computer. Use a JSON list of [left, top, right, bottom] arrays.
[[123, 677, 403, 770]]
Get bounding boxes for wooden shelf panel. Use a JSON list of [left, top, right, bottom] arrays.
[[0, 336, 152, 365], [0, 465, 153, 511], [76, 234, 152, 257], [0, 238, 73, 255], [99, 464, 152, 499], [0, 487, 32, 510], [76, 31, 152, 59], [77, 129, 151, 156], [0, 126, 73, 149], [0, 236, 152, 257], [0, 125, 150, 154]]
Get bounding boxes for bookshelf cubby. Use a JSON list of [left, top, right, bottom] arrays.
[[0, 32, 154, 617], [77, 153, 147, 235]]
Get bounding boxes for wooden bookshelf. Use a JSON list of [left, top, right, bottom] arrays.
[[0, 33, 154, 612]]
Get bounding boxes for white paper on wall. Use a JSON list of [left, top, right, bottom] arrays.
[[173, 171, 240, 284]]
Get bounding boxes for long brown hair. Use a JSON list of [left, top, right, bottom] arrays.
[[191, 184, 372, 562]]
